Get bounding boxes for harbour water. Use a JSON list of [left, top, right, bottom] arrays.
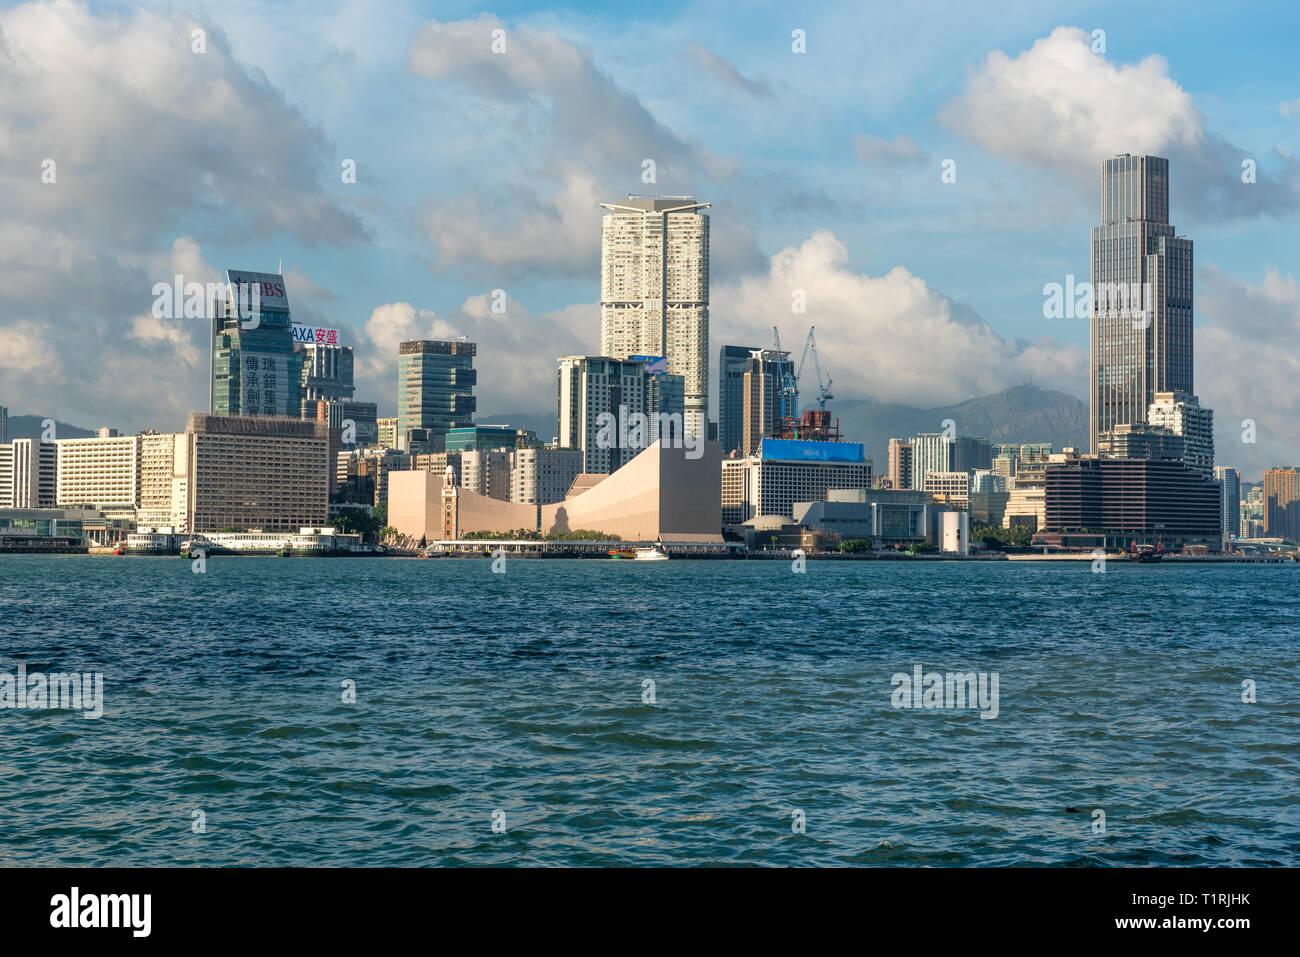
[[1, 555, 1296, 866]]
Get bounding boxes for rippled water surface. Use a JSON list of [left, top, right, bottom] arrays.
[[1, 555, 1297, 866]]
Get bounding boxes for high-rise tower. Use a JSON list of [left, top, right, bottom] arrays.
[[599, 196, 710, 442], [1089, 155, 1193, 452], [397, 340, 477, 452], [210, 270, 303, 418]]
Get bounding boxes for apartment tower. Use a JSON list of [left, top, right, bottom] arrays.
[[599, 196, 710, 443]]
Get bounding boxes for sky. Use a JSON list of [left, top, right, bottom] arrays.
[[0, 0, 1296, 478]]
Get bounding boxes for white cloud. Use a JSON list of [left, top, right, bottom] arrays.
[[941, 26, 1300, 219], [405, 14, 754, 277], [0, 0, 361, 430], [1197, 265, 1300, 481], [356, 295, 592, 417], [712, 230, 1086, 408], [942, 27, 1199, 177]]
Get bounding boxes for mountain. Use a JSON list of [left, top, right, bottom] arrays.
[[478, 411, 558, 444], [4, 415, 96, 443], [829, 385, 1089, 469]]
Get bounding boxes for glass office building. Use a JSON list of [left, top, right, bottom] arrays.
[[210, 270, 303, 418], [397, 340, 477, 451], [718, 345, 756, 456], [1089, 155, 1194, 452]]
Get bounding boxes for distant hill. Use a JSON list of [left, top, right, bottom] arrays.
[[830, 385, 1088, 468], [478, 411, 558, 445], [4, 415, 96, 443]]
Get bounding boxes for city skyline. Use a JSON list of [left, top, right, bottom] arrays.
[[3, 1, 1300, 892], [2, 2, 1298, 483]]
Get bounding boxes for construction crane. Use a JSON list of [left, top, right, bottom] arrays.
[[796, 326, 833, 410], [771, 324, 799, 422]]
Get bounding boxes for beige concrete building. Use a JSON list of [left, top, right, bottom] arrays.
[[741, 349, 789, 456], [138, 432, 189, 529], [887, 439, 912, 490], [1003, 459, 1048, 531], [391, 441, 722, 543], [599, 197, 710, 442], [183, 414, 328, 532]]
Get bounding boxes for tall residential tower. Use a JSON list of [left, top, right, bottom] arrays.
[[599, 196, 710, 443]]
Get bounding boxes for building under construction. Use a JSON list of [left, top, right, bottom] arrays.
[[768, 325, 841, 442], [774, 408, 842, 442]]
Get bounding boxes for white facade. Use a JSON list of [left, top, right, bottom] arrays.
[[721, 453, 873, 525], [909, 433, 952, 491], [599, 197, 709, 442], [1147, 391, 1214, 478], [55, 435, 141, 509], [941, 511, 969, 555], [0, 439, 56, 508]]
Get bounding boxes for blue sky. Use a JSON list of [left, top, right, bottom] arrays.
[[1, 0, 1297, 476]]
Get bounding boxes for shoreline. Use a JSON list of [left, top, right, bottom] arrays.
[[14, 548, 1294, 564]]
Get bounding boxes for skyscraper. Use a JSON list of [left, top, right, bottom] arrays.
[[1089, 155, 1194, 452], [211, 270, 302, 418], [1214, 466, 1240, 542], [741, 349, 789, 456], [599, 196, 710, 442], [0, 405, 7, 445], [556, 356, 648, 474], [397, 340, 477, 452], [952, 435, 993, 473], [718, 345, 756, 456]]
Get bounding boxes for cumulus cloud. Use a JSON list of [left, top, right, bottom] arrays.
[[712, 230, 1087, 408], [406, 14, 756, 277], [941, 26, 1300, 220], [0, 0, 362, 430], [418, 170, 603, 279], [1197, 266, 1300, 481], [356, 295, 592, 418], [0, 0, 363, 246]]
